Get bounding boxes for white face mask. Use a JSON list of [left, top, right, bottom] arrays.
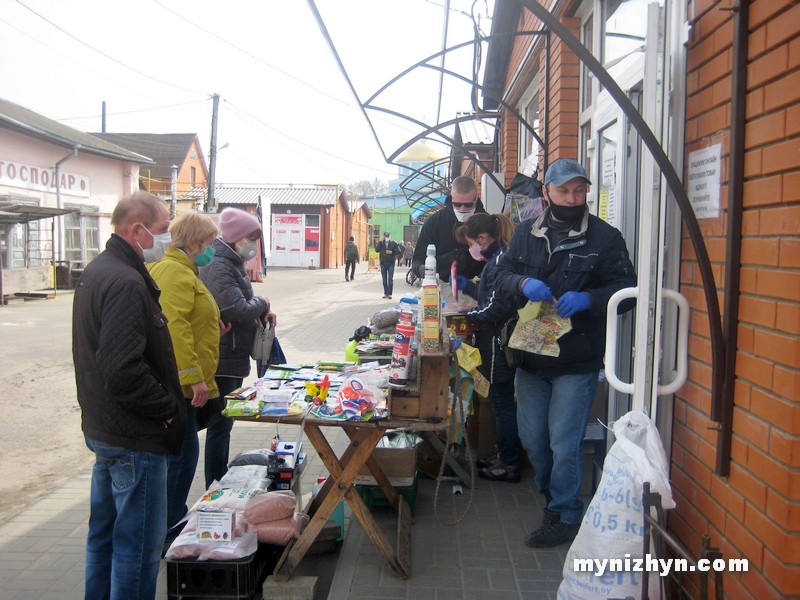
[[469, 241, 487, 261], [139, 226, 171, 263], [237, 241, 258, 260], [454, 208, 475, 223]]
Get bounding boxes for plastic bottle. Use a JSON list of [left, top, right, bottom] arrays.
[[312, 476, 327, 498], [424, 244, 437, 283], [345, 338, 359, 362]]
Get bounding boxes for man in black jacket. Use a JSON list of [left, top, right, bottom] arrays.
[[73, 191, 185, 599], [411, 176, 487, 281], [494, 159, 636, 549], [375, 231, 401, 299]]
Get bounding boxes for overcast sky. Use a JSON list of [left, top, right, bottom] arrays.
[[1, 0, 493, 187]]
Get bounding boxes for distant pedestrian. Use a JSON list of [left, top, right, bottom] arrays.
[[375, 231, 401, 299], [395, 241, 405, 266], [199, 208, 276, 488], [404, 242, 414, 267], [73, 191, 185, 599], [344, 236, 359, 281]]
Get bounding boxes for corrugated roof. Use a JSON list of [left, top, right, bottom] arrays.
[[456, 116, 497, 145], [185, 184, 343, 206], [92, 133, 200, 178], [0, 97, 154, 164]]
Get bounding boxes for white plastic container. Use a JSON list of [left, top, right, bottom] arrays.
[[424, 244, 437, 282]]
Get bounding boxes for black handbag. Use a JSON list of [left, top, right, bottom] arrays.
[[196, 396, 226, 431], [499, 317, 523, 369]]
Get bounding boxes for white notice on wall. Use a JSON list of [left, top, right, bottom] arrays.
[[687, 144, 721, 219]]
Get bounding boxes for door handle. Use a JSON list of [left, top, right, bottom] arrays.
[[604, 287, 690, 396], [656, 289, 690, 395], [605, 286, 638, 394]]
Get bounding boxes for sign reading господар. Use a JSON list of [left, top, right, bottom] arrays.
[[687, 144, 721, 219]]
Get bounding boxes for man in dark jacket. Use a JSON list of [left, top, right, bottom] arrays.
[[375, 231, 402, 299], [72, 191, 186, 599], [411, 175, 487, 281], [494, 159, 636, 548], [344, 236, 359, 281]]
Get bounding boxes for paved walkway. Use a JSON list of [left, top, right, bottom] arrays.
[[0, 265, 569, 599]]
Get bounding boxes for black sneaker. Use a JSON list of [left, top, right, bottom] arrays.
[[524, 518, 580, 548], [476, 454, 500, 470], [478, 463, 521, 483]]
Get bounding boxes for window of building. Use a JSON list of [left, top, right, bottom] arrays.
[[190, 166, 196, 188], [64, 205, 100, 263], [305, 214, 320, 227], [581, 14, 594, 111], [517, 73, 541, 177], [601, 0, 653, 90]]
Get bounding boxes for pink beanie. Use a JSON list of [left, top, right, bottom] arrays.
[[219, 208, 261, 244]]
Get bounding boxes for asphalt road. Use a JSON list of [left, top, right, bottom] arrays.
[[0, 263, 400, 522]]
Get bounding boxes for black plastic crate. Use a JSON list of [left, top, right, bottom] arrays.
[[166, 542, 278, 600]]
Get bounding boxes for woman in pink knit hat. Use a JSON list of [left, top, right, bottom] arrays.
[[199, 208, 276, 488]]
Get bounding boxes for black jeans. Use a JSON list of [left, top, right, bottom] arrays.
[[345, 259, 356, 280]]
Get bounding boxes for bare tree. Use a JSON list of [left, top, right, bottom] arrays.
[[347, 179, 387, 199]]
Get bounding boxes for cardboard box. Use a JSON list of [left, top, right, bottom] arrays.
[[355, 446, 417, 487]]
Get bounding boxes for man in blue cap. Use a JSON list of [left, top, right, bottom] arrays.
[[494, 158, 636, 547]]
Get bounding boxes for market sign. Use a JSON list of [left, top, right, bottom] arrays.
[[687, 144, 721, 219], [0, 159, 91, 198], [274, 214, 303, 225]]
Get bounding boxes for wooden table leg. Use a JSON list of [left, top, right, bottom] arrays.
[[423, 430, 473, 487], [273, 425, 410, 580]]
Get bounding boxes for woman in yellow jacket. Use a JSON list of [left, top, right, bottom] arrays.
[[148, 211, 227, 532]]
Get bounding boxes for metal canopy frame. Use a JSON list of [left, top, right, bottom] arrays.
[[307, 0, 727, 473], [306, 0, 550, 220]]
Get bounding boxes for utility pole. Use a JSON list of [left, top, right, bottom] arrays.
[[170, 165, 178, 219], [206, 93, 220, 213]]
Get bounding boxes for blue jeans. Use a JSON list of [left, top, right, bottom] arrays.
[[380, 261, 395, 296], [514, 370, 598, 524], [84, 436, 167, 600], [206, 376, 240, 488], [166, 400, 198, 529], [488, 378, 520, 466]]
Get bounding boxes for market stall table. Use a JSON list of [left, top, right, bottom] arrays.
[[232, 412, 450, 581]]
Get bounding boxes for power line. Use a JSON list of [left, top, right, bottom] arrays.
[[15, 0, 207, 97], [223, 98, 394, 175], [149, 0, 355, 109], [57, 99, 209, 122]]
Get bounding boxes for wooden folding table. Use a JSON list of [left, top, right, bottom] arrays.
[[233, 413, 449, 581]]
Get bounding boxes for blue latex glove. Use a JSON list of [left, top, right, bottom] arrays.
[[556, 291, 591, 318], [522, 278, 553, 303], [455, 275, 470, 291]]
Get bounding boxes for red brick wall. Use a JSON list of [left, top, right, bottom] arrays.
[[498, 12, 580, 178], [676, 1, 800, 597]]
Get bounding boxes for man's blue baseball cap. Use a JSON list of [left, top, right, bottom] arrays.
[[544, 159, 592, 186]]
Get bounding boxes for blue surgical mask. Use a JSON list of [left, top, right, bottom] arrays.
[[139, 225, 171, 263], [194, 246, 215, 267]]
